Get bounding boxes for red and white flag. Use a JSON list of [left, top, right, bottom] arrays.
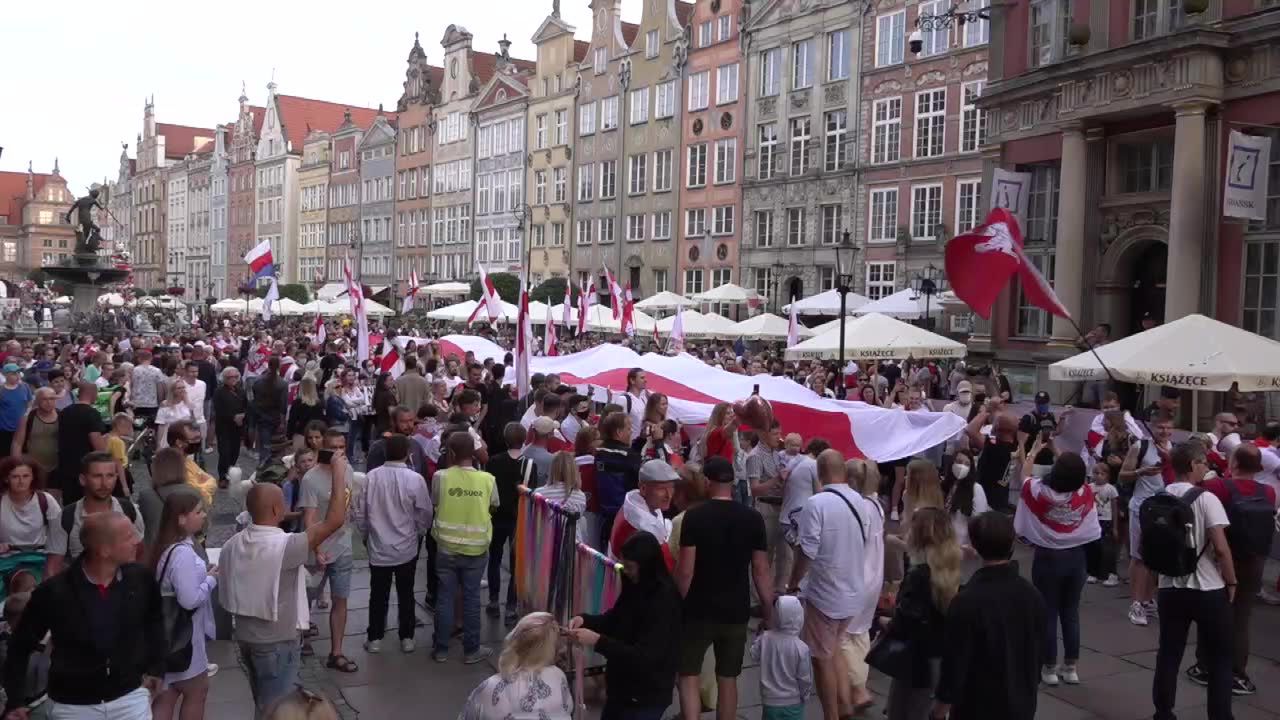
[[669, 310, 685, 354], [343, 252, 369, 362], [561, 285, 573, 328], [379, 336, 404, 379], [603, 264, 624, 320], [312, 314, 326, 349], [621, 284, 636, 337], [946, 207, 1071, 320], [544, 302, 559, 356], [1015, 477, 1101, 549], [402, 269, 419, 314], [787, 297, 800, 348], [577, 277, 596, 335], [515, 275, 533, 397], [467, 263, 503, 324]]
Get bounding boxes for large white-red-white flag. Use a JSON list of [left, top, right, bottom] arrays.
[[544, 301, 559, 356], [946, 207, 1071, 321], [787, 298, 800, 348], [402, 270, 419, 314], [379, 336, 404, 379], [515, 275, 533, 397], [561, 285, 573, 328], [467, 264, 503, 324], [669, 309, 685, 354], [621, 283, 636, 337], [603, 264, 624, 320], [343, 253, 369, 361]]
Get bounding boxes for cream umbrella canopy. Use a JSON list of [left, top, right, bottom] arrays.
[[635, 290, 696, 310], [852, 287, 941, 319], [582, 305, 656, 333], [699, 312, 740, 338], [97, 293, 128, 307], [694, 282, 760, 304], [782, 288, 871, 316], [656, 310, 710, 337], [784, 313, 966, 361], [720, 312, 815, 341], [426, 300, 479, 322], [418, 281, 471, 297]]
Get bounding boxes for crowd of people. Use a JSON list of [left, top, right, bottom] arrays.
[[0, 315, 1272, 720]]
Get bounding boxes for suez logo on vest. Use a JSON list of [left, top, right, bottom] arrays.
[[1146, 373, 1209, 387], [447, 486, 486, 498]]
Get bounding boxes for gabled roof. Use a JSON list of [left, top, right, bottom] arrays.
[[428, 65, 445, 94], [156, 123, 217, 160], [622, 22, 640, 46], [574, 40, 590, 62], [472, 52, 536, 86], [675, 1, 694, 27], [275, 96, 397, 154], [0, 171, 50, 227]]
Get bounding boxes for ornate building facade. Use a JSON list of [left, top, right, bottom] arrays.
[[358, 115, 398, 289], [298, 131, 331, 289], [474, 39, 533, 276], [394, 34, 443, 296], [209, 126, 230, 299]]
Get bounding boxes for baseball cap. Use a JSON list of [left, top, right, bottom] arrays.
[[531, 416, 560, 435], [703, 456, 735, 485], [638, 459, 679, 484], [1034, 391, 1051, 405], [956, 380, 972, 394], [2, 363, 19, 374]]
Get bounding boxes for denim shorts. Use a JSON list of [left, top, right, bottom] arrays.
[[321, 552, 354, 599]]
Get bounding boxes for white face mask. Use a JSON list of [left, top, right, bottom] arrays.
[[951, 463, 971, 480], [957, 393, 972, 406]]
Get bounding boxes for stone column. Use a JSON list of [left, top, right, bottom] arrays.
[[1049, 125, 1087, 347], [1166, 101, 1212, 321]]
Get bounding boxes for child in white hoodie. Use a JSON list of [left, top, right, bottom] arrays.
[[750, 595, 813, 720]]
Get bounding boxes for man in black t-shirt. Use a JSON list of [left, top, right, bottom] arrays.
[[966, 403, 1020, 513], [673, 457, 773, 720], [56, 382, 108, 503], [1018, 391, 1061, 465], [483, 422, 526, 625]]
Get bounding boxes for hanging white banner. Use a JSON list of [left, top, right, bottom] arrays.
[[989, 168, 1032, 228], [1224, 130, 1272, 221]]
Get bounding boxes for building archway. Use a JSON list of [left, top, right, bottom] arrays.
[[1096, 225, 1168, 339], [786, 277, 803, 304]]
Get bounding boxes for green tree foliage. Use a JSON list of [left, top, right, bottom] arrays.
[[470, 272, 520, 303]]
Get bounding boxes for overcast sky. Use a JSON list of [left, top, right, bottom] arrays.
[[0, 0, 622, 191]]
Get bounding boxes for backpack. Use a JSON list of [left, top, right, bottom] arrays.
[[1138, 488, 1206, 577], [594, 448, 631, 516], [62, 498, 137, 540], [1221, 479, 1276, 558]]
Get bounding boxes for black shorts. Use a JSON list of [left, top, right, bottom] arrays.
[[678, 622, 748, 678]]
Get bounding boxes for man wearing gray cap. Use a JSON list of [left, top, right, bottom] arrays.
[[607, 459, 676, 558]]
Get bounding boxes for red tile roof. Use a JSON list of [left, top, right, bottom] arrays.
[[156, 123, 217, 160], [0, 171, 49, 227], [472, 52, 536, 86], [574, 40, 590, 63], [275, 96, 398, 154], [675, 1, 694, 27], [622, 22, 640, 46], [427, 65, 445, 94]]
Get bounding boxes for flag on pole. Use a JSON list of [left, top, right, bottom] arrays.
[[945, 208, 1071, 320], [515, 274, 533, 398], [621, 283, 636, 337], [603, 264, 624, 320], [562, 285, 572, 328], [402, 269, 419, 314], [343, 252, 370, 362], [577, 277, 596, 335], [787, 297, 800, 348], [544, 301, 559, 356], [313, 313, 326, 349], [466, 263, 503, 324], [379, 336, 405, 379], [245, 240, 275, 281], [261, 277, 279, 321], [669, 309, 685, 354]]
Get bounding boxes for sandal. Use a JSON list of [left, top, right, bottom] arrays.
[[326, 654, 358, 673], [317, 598, 330, 610], [304, 623, 320, 638]]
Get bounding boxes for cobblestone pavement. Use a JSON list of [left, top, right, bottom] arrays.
[[173, 450, 1280, 720]]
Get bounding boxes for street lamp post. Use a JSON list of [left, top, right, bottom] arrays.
[[912, 262, 941, 330], [835, 230, 856, 399]]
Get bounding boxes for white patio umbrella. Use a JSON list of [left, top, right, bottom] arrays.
[[721, 312, 815, 341], [549, 303, 580, 325], [784, 313, 967, 361], [97, 293, 127, 307], [419, 281, 471, 297], [210, 298, 262, 313], [699, 312, 740, 338], [694, 283, 760, 304], [853, 287, 944, 319], [362, 298, 397, 317], [782, 288, 871, 316], [578, 305, 656, 333], [635, 290, 696, 311], [656, 310, 710, 337], [1048, 314, 1280, 392], [426, 300, 478, 322]]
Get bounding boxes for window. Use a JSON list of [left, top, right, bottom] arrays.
[[598, 217, 615, 244], [653, 269, 669, 293], [555, 110, 568, 145], [552, 223, 565, 246], [876, 12, 906, 67], [965, 3, 990, 45], [714, 139, 737, 184], [961, 81, 986, 153], [759, 48, 781, 97], [601, 96, 619, 131], [627, 214, 646, 241], [818, 267, 836, 292], [477, 175, 491, 214], [684, 269, 705, 296], [1248, 129, 1280, 231], [687, 144, 708, 187], [820, 204, 843, 245], [532, 224, 546, 248], [869, 188, 898, 243], [915, 89, 946, 158], [493, 173, 507, 212], [757, 123, 780, 180], [792, 39, 814, 89], [553, 168, 567, 203], [535, 115, 547, 149], [578, 163, 594, 201], [599, 160, 617, 199], [1025, 164, 1061, 245], [956, 179, 981, 233], [408, 171, 417, 199], [698, 21, 712, 47], [747, 212, 774, 254], [1134, 0, 1183, 40], [1243, 242, 1280, 339], [790, 118, 812, 175], [753, 267, 774, 299], [828, 29, 851, 81], [1016, 254, 1057, 336], [718, 16, 732, 41], [824, 110, 848, 171], [917, 1, 949, 56], [1118, 140, 1174, 193], [716, 64, 739, 104], [1030, 0, 1071, 67], [593, 47, 607, 74], [911, 185, 943, 240], [688, 72, 710, 111], [646, 29, 659, 58], [630, 88, 649, 125], [654, 150, 673, 191], [579, 102, 596, 136], [629, 154, 648, 195], [685, 208, 707, 237], [655, 81, 676, 118], [787, 207, 806, 246], [576, 219, 593, 245], [713, 206, 735, 235], [653, 211, 672, 240], [866, 262, 896, 300]]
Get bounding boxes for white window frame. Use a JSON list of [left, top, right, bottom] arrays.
[[955, 178, 982, 234], [598, 216, 615, 244], [866, 261, 896, 300], [1030, 0, 1071, 68], [645, 29, 659, 58], [758, 123, 779, 180], [717, 16, 732, 42], [684, 268, 705, 296], [629, 154, 648, 195], [754, 209, 775, 248], [787, 207, 807, 246], [698, 21, 712, 47], [599, 160, 617, 199], [914, 89, 946, 159], [576, 219, 593, 245], [601, 96, 619, 131], [655, 81, 676, 118], [716, 63, 739, 105], [688, 71, 710, 111], [579, 102, 596, 136], [792, 39, 813, 90], [553, 168, 567, 203], [630, 87, 649, 125], [824, 110, 848, 172], [654, 149, 673, 192], [868, 187, 899, 244], [627, 214, 646, 242], [875, 11, 906, 68], [918, 0, 950, 56], [685, 208, 706, 238], [534, 170, 547, 205], [712, 205, 735, 236], [759, 48, 781, 97], [961, 81, 986, 153], [965, 3, 991, 46], [1016, 254, 1057, 337], [910, 183, 944, 241], [820, 204, 843, 245], [593, 47, 607, 74], [578, 163, 594, 201], [828, 29, 851, 81], [790, 117, 811, 175], [714, 138, 737, 184], [652, 211, 672, 240], [687, 144, 708, 188]]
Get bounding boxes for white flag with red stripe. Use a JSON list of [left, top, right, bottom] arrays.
[[603, 264, 624, 320], [577, 277, 596, 335], [669, 309, 685, 354], [544, 301, 559, 356], [402, 269, 419, 314], [343, 253, 369, 362], [621, 283, 636, 337], [467, 263, 503, 324], [313, 314, 326, 349], [379, 336, 404, 379], [562, 285, 572, 328], [787, 297, 800, 348], [515, 275, 533, 397]]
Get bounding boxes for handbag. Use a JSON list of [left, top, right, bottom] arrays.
[[158, 546, 196, 674], [865, 625, 913, 680]]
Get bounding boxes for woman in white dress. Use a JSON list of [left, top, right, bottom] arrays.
[[459, 612, 572, 720], [151, 492, 218, 720], [155, 379, 194, 449]]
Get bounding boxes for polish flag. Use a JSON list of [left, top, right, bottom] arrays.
[[313, 314, 326, 349], [467, 263, 503, 324], [245, 240, 275, 281], [402, 269, 419, 314], [544, 302, 559, 356], [669, 309, 685, 354], [603, 264, 624, 320], [787, 298, 800, 348], [515, 275, 533, 398], [343, 253, 369, 362], [379, 336, 404, 379], [621, 284, 636, 337]]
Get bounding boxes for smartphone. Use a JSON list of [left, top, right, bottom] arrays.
[[317, 449, 334, 464]]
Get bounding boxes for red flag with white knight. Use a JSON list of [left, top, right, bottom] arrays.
[[945, 207, 1029, 320]]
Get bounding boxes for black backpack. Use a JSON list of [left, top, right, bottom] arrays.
[[1221, 479, 1276, 558], [1139, 489, 1206, 577], [62, 498, 138, 541]]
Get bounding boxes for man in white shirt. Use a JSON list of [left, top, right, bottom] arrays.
[[623, 368, 648, 442], [182, 360, 208, 449], [780, 440, 826, 540], [787, 449, 881, 720], [353, 434, 433, 654]]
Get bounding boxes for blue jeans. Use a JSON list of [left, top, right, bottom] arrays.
[[434, 548, 488, 654], [1031, 545, 1087, 667], [239, 639, 300, 717], [256, 422, 274, 468]]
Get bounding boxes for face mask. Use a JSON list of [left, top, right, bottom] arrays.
[[957, 393, 972, 405], [576, 410, 590, 420], [1036, 403, 1050, 414], [951, 463, 970, 480]]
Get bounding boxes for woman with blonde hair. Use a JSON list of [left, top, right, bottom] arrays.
[[263, 688, 340, 720], [533, 452, 589, 542], [459, 612, 572, 720], [902, 458, 945, 530], [878, 507, 962, 720], [155, 378, 194, 449]]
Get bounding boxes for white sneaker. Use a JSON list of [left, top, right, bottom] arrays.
[[1103, 574, 1120, 587], [1257, 588, 1280, 606], [1060, 665, 1080, 685], [1042, 666, 1060, 686], [401, 638, 416, 653], [1086, 576, 1099, 584], [480, 577, 489, 589], [1128, 601, 1148, 626], [890, 509, 900, 522], [1143, 600, 1159, 619], [206, 663, 219, 678], [364, 639, 382, 654]]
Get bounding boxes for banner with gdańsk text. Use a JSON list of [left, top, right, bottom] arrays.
[[1224, 130, 1272, 221]]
